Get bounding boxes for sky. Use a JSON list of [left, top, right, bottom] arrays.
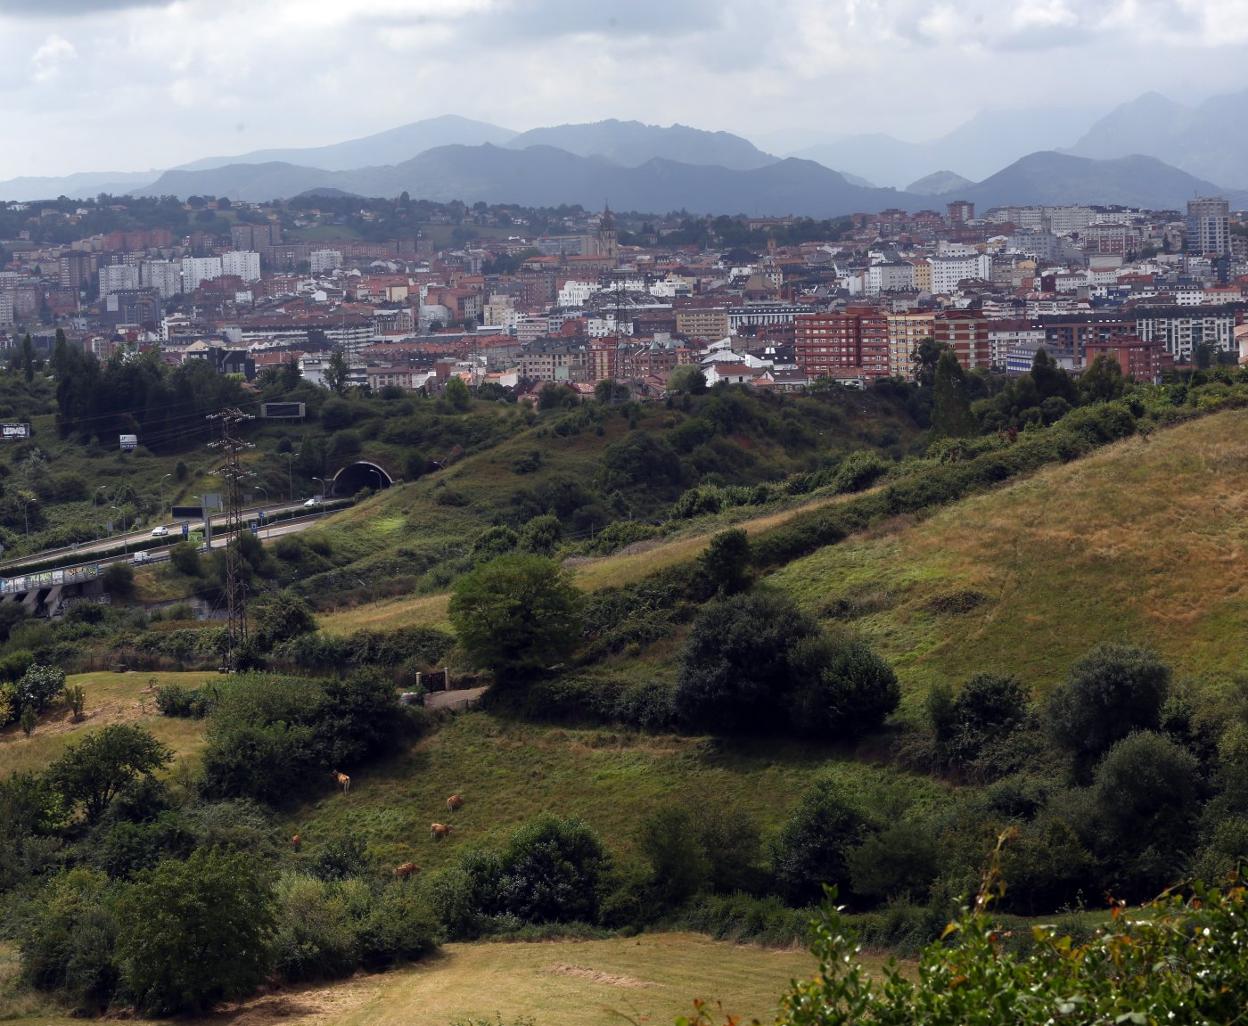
[[2, 0, 1248, 180]]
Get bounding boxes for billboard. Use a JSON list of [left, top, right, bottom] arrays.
[[119, 434, 138, 452], [260, 402, 306, 419], [171, 505, 204, 520], [1, 423, 31, 440]]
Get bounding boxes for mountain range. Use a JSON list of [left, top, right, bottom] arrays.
[[1067, 89, 1248, 190], [3, 90, 1247, 215]]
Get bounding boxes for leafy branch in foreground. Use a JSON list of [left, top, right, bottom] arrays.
[[680, 832, 1248, 1026]]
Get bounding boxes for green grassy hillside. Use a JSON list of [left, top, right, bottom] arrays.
[[768, 407, 1248, 714]]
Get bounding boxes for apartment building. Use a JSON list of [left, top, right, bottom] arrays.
[[885, 311, 935, 379]]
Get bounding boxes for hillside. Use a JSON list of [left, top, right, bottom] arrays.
[[770, 407, 1248, 710], [958, 150, 1248, 211]]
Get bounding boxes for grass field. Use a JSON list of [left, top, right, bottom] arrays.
[[0, 934, 830, 1026], [288, 712, 949, 871], [317, 487, 874, 636], [769, 407, 1248, 714], [0, 670, 220, 775]]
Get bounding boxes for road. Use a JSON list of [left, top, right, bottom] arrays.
[[1, 509, 333, 585], [0, 501, 316, 574]]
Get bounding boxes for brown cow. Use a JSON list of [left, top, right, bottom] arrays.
[[290, 833, 302, 852], [332, 770, 351, 793], [430, 822, 453, 841], [394, 862, 420, 879], [446, 794, 464, 813]]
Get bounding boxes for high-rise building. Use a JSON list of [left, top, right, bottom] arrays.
[[98, 263, 140, 298], [59, 250, 95, 290], [947, 200, 975, 224], [310, 249, 343, 273], [221, 250, 262, 283], [794, 307, 890, 380], [141, 260, 182, 300], [934, 311, 991, 370], [1186, 197, 1230, 256], [181, 256, 223, 292]]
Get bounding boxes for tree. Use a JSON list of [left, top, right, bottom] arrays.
[[251, 593, 316, 648], [931, 350, 976, 437], [168, 541, 201, 577], [517, 513, 561, 556], [667, 365, 708, 395], [101, 563, 134, 600], [594, 379, 630, 404], [931, 673, 1032, 776], [449, 554, 581, 683], [1079, 354, 1126, 403], [1046, 644, 1170, 777], [1088, 730, 1200, 897], [1029, 348, 1077, 404], [912, 337, 945, 389], [497, 817, 609, 925], [788, 634, 900, 740], [698, 528, 751, 596], [323, 348, 350, 395], [772, 778, 873, 905], [114, 848, 274, 1015], [14, 663, 66, 716], [846, 819, 940, 904], [675, 591, 820, 734], [51, 725, 172, 822], [444, 376, 470, 410]]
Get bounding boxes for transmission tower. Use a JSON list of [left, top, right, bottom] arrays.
[[208, 407, 255, 671]]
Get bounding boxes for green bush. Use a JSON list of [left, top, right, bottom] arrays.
[[772, 778, 873, 906], [1045, 644, 1171, 777], [18, 868, 120, 1013], [115, 848, 274, 1015], [269, 873, 360, 982]]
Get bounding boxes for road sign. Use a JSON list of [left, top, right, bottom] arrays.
[[260, 402, 305, 419], [119, 434, 138, 452], [201, 492, 223, 512], [181, 523, 189, 539], [1, 423, 31, 440], [171, 505, 204, 520]]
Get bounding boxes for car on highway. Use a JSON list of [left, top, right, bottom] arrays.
[[151, 525, 170, 537], [132, 551, 150, 564], [303, 496, 323, 508]]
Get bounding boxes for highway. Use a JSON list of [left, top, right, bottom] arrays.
[[0, 500, 317, 574]]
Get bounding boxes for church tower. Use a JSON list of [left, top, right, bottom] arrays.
[[598, 203, 619, 263]]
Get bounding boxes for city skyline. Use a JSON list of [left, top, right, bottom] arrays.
[[3, 0, 1248, 180]]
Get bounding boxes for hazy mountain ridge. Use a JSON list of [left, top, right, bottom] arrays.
[[505, 119, 777, 170], [1068, 89, 1248, 190]]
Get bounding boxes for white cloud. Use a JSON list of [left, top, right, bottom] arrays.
[[29, 33, 77, 83], [1, 0, 1247, 178]]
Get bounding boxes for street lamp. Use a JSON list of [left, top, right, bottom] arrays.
[[279, 451, 301, 502], [159, 473, 172, 518], [312, 475, 327, 500], [110, 505, 129, 554]]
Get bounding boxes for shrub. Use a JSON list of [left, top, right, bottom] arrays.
[[698, 528, 751, 596], [269, 874, 359, 982], [168, 541, 201, 577], [931, 673, 1032, 778], [788, 634, 899, 740], [846, 820, 940, 904], [772, 778, 873, 906], [1046, 643, 1170, 777], [675, 591, 819, 734], [19, 868, 119, 1013], [517, 513, 561, 555], [115, 848, 274, 1015], [50, 725, 172, 823], [472, 525, 518, 559], [15, 663, 65, 715], [101, 563, 134, 599]]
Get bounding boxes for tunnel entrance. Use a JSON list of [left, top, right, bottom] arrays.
[[330, 461, 394, 497]]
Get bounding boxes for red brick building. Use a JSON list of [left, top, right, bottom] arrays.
[[1083, 336, 1173, 383], [794, 307, 890, 379], [934, 310, 991, 370]]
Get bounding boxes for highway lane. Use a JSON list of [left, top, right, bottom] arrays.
[[0, 500, 320, 574]]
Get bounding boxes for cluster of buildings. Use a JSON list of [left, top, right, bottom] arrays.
[[2, 193, 1247, 395]]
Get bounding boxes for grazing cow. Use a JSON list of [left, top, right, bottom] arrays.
[[332, 770, 351, 793], [446, 794, 464, 813], [394, 862, 420, 879], [290, 833, 302, 852], [430, 822, 453, 841]]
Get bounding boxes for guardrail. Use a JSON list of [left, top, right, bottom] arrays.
[[0, 501, 352, 582], [0, 501, 320, 576]]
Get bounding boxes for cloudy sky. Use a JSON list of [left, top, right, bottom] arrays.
[[1, 0, 1247, 179]]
